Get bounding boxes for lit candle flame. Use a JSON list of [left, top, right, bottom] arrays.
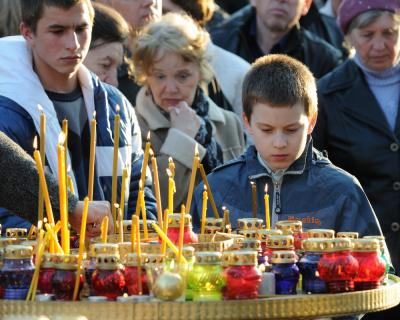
[[116, 104, 120, 113], [37, 104, 43, 113], [264, 184, 269, 193], [149, 148, 154, 157], [58, 132, 66, 145], [93, 111, 96, 119], [33, 136, 38, 150], [195, 143, 199, 157], [166, 168, 172, 178], [139, 179, 143, 189], [146, 131, 151, 141]]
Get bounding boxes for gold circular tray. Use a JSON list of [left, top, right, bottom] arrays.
[[1, 275, 399, 320]]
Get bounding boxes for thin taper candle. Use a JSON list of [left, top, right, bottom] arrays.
[[185, 144, 199, 213], [38, 107, 46, 223], [264, 184, 271, 230], [198, 164, 219, 218], [88, 112, 97, 201], [111, 106, 120, 232], [150, 149, 163, 229]]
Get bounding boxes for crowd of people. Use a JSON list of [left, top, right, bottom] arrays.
[[0, 0, 399, 316]]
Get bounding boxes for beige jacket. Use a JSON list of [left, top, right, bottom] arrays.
[[135, 87, 245, 212]]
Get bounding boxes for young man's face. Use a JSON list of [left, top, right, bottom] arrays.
[[250, 0, 312, 33], [244, 102, 316, 172], [21, 2, 92, 88]]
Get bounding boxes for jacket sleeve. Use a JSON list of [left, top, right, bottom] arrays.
[[0, 132, 78, 224]]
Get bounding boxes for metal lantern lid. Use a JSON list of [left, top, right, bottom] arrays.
[[302, 238, 329, 252], [195, 251, 222, 265], [271, 250, 297, 264], [6, 228, 27, 239], [237, 218, 263, 230], [256, 229, 282, 242], [168, 214, 192, 228], [4, 244, 33, 259], [352, 239, 380, 252], [53, 254, 79, 270], [96, 254, 121, 270], [306, 229, 335, 239], [227, 250, 258, 266], [275, 220, 302, 234], [266, 235, 295, 249], [337, 232, 359, 239], [125, 252, 149, 266], [241, 239, 261, 251], [323, 238, 353, 252]]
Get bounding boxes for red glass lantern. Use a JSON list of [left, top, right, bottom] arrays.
[[222, 251, 262, 300], [124, 253, 149, 295], [275, 220, 305, 250], [265, 234, 295, 263], [166, 214, 198, 245], [92, 254, 125, 300], [38, 253, 57, 294], [318, 239, 359, 293], [352, 239, 386, 290]]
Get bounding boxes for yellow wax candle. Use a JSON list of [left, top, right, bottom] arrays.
[[62, 120, 68, 227], [150, 149, 163, 229], [198, 164, 219, 218], [178, 210, 185, 264], [139, 182, 148, 239], [167, 168, 175, 213], [88, 112, 97, 201], [181, 204, 185, 214], [117, 205, 124, 243], [44, 223, 64, 254], [264, 184, 271, 230], [151, 223, 187, 264], [135, 133, 151, 218], [161, 209, 169, 255], [27, 224, 36, 240], [134, 215, 143, 295], [223, 206, 230, 226], [119, 167, 128, 216], [67, 174, 75, 195], [57, 134, 69, 254], [131, 214, 136, 253], [73, 197, 89, 301], [185, 144, 199, 213], [251, 181, 257, 218], [200, 186, 208, 234], [33, 138, 55, 226], [111, 106, 120, 233], [100, 216, 109, 243], [38, 107, 46, 223]]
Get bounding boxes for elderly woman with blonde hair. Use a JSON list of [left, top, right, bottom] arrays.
[[132, 12, 245, 212]]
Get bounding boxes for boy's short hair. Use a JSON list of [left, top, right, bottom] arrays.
[[242, 54, 318, 121], [21, 0, 94, 33]]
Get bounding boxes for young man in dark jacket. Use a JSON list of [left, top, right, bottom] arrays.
[[0, 0, 156, 229], [210, 1, 343, 79]]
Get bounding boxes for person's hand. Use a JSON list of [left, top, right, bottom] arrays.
[[169, 101, 200, 138], [70, 200, 114, 238]]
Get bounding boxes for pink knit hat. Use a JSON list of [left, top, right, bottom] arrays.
[[337, 0, 400, 34]]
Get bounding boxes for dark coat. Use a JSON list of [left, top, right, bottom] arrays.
[[313, 59, 400, 273], [210, 5, 343, 78]]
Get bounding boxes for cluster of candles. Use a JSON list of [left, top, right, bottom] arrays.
[[0, 108, 390, 302], [0, 218, 390, 302]]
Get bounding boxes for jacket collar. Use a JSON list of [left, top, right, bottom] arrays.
[[245, 137, 314, 180], [136, 86, 226, 131], [320, 59, 397, 139]]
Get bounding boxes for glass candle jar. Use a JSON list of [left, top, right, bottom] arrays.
[[275, 220, 305, 251], [38, 253, 58, 294], [1, 245, 34, 299], [265, 234, 295, 263], [205, 218, 225, 233], [363, 235, 390, 282], [241, 239, 267, 269], [5, 228, 28, 239], [318, 238, 359, 293], [188, 252, 225, 301], [223, 251, 262, 300], [52, 254, 83, 301], [298, 238, 328, 294], [92, 254, 125, 300], [166, 214, 198, 245], [237, 218, 264, 231], [306, 229, 335, 239], [352, 239, 386, 290], [271, 250, 299, 295], [337, 232, 359, 239], [256, 229, 282, 260], [124, 253, 149, 295]]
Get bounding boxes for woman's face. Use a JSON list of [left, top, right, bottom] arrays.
[[84, 41, 124, 86], [348, 13, 400, 72], [146, 51, 201, 111]]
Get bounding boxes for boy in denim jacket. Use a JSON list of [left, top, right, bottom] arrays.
[[191, 54, 383, 238]]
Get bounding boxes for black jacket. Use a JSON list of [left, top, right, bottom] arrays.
[[313, 59, 400, 273], [210, 5, 343, 79]]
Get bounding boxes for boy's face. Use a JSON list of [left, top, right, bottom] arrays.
[[244, 102, 316, 172], [21, 3, 92, 88]]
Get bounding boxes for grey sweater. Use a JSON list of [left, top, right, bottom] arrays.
[[0, 131, 78, 224]]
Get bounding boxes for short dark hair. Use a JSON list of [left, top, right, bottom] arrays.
[[91, 2, 129, 46], [21, 0, 94, 33], [242, 54, 318, 121]]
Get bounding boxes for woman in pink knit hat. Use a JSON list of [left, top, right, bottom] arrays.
[[313, 4, 400, 315]]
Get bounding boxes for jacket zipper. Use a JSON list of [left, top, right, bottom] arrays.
[[271, 177, 283, 226]]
